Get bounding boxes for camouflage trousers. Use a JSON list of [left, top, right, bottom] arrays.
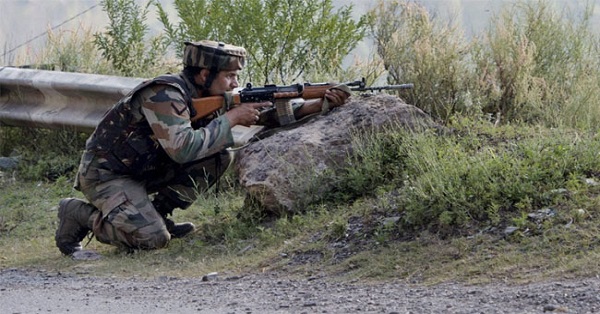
[[75, 150, 232, 250]]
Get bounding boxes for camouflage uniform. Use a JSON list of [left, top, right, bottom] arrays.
[[70, 72, 232, 250], [56, 40, 247, 253]]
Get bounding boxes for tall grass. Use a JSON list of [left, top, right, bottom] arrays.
[[367, 1, 472, 124], [473, 1, 600, 128], [343, 0, 600, 238], [7, 25, 111, 74], [369, 0, 600, 130]]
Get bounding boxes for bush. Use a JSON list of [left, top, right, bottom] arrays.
[[367, 0, 472, 123], [319, 120, 600, 236], [472, 0, 600, 128], [0, 127, 86, 182], [94, 0, 170, 77], [368, 0, 600, 129]]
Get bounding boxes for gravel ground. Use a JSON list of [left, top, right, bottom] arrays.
[[1, 268, 600, 314]]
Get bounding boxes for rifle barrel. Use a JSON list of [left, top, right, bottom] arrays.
[[351, 83, 414, 91]]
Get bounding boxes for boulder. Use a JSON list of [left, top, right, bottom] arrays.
[[233, 94, 440, 214]]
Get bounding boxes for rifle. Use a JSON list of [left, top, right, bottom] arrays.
[[190, 78, 414, 122]]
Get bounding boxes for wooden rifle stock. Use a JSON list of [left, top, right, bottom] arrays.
[[190, 94, 239, 122], [189, 83, 335, 122]]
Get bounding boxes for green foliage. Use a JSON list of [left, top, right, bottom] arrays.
[[367, 0, 473, 123], [156, 0, 368, 84], [368, 0, 600, 129], [94, 0, 169, 77], [320, 121, 600, 236], [327, 216, 349, 241], [472, 0, 600, 127], [1, 127, 86, 181], [0, 127, 20, 157], [320, 128, 408, 203]]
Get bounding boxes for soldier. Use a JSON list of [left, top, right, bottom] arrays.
[[55, 40, 350, 255]]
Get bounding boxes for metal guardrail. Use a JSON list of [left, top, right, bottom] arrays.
[[0, 67, 145, 132]]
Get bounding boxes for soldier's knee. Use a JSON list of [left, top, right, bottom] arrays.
[[135, 229, 170, 250], [95, 204, 171, 250], [152, 230, 171, 249]]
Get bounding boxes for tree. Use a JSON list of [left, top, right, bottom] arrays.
[[94, 0, 168, 77], [156, 0, 367, 84]]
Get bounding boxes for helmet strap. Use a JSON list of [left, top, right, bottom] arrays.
[[203, 69, 218, 90], [203, 42, 228, 90]]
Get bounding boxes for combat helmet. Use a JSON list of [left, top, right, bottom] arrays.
[[183, 40, 246, 89], [183, 40, 246, 72]]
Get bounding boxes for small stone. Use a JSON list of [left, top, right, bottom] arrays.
[[202, 272, 218, 281], [543, 305, 568, 312], [503, 226, 518, 236], [71, 250, 102, 261], [0, 157, 19, 170]]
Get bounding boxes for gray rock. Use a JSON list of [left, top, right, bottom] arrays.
[[234, 94, 441, 214], [0, 156, 19, 170], [202, 272, 219, 281], [71, 250, 102, 261]]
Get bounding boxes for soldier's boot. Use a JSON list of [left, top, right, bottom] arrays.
[[163, 218, 195, 238], [152, 197, 195, 239], [55, 198, 96, 255]]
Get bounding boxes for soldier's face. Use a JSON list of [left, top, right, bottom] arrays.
[[202, 69, 240, 96]]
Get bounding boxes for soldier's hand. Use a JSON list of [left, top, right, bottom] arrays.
[[324, 87, 350, 108], [225, 102, 271, 127]]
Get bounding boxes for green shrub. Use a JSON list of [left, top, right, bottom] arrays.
[[472, 0, 600, 128], [319, 120, 600, 237], [10, 26, 112, 74], [1, 127, 86, 181], [367, 0, 473, 123], [318, 128, 409, 203], [368, 0, 600, 129], [403, 125, 600, 233], [94, 0, 170, 77]]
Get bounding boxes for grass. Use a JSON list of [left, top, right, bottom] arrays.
[[2, 0, 600, 285]]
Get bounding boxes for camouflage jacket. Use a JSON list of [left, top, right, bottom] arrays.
[[80, 73, 233, 179]]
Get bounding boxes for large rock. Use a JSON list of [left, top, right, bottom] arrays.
[[233, 94, 440, 214]]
